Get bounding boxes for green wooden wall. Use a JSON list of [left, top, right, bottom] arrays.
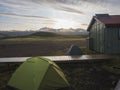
[[89, 20, 105, 53], [104, 27, 120, 54], [89, 20, 120, 54]]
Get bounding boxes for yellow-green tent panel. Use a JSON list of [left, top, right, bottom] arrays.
[[8, 57, 69, 90]]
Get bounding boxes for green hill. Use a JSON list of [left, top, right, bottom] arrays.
[[29, 31, 61, 37], [0, 33, 9, 37], [0, 31, 87, 41]]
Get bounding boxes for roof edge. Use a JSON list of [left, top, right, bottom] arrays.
[[87, 16, 95, 31]]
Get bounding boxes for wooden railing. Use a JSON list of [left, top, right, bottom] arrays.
[[0, 55, 119, 63]]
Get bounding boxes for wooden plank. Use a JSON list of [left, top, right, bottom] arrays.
[[0, 57, 30, 63], [0, 55, 119, 63]]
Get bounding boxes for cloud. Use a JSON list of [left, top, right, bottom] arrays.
[[54, 5, 84, 14], [1, 0, 118, 11], [0, 21, 21, 24], [52, 0, 117, 11], [81, 24, 88, 26], [1, 0, 120, 30], [0, 21, 7, 23], [0, 0, 42, 9], [44, 0, 97, 5], [0, 12, 49, 19], [0, 0, 26, 8], [56, 0, 106, 5]]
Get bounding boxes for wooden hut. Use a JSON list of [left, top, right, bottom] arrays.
[[87, 14, 120, 54]]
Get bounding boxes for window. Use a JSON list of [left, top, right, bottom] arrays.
[[119, 29, 120, 39]]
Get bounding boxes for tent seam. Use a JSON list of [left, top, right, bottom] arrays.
[[38, 64, 51, 89]]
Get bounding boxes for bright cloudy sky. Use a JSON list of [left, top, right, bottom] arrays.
[[0, 0, 120, 31]]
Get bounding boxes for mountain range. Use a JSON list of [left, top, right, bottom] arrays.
[[0, 27, 88, 38]]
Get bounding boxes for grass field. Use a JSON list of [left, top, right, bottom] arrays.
[[0, 36, 120, 90], [0, 36, 88, 57], [0, 35, 87, 42]]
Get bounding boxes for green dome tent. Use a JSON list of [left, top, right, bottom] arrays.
[[8, 57, 69, 90]]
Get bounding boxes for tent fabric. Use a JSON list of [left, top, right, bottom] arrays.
[[65, 44, 83, 55], [8, 57, 69, 90]]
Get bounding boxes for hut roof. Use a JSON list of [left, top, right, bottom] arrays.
[[87, 14, 120, 31]]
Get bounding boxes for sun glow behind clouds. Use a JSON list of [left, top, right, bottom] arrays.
[[53, 19, 80, 29], [0, 0, 120, 30]]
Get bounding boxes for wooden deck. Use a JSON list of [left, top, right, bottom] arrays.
[[0, 55, 119, 63]]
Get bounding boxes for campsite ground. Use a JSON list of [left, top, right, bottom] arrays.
[[0, 36, 87, 57], [0, 36, 120, 90], [0, 59, 120, 90]]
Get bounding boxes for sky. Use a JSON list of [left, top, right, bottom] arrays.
[[0, 0, 120, 31]]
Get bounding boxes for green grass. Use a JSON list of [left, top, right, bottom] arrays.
[[0, 36, 119, 90], [0, 33, 87, 42], [1, 37, 86, 41], [51, 47, 96, 55], [102, 59, 120, 75]]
